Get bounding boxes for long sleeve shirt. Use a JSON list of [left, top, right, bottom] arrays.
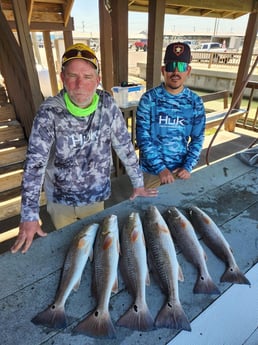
[[21, 89, 143, 222], [136, 84, 206, 175]]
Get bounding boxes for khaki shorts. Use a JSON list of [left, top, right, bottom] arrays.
[[143, 172, 161, 188], [47, 201, 104, 229]]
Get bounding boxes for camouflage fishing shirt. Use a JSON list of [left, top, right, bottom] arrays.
[[136, 84, 206, 175], [21, 89, 143, 222]]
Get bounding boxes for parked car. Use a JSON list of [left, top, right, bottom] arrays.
[[89, 40, 99, 51], [135, 39, 147, 51], [195, 42, 225, 52], [38, 40, 44, 48], [192, 42, 232, 64]]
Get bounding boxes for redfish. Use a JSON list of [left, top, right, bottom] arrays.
[[164, 207, 220, 295], [31, 223, 99, 329], [188, 205, 250, 286], [73, 214, 120, 338], [143, 205, 191, 332], [117, 212, 154, 331]]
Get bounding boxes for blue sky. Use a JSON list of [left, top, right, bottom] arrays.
[[71, 0, 249, 36]]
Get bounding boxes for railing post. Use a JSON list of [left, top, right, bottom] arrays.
[[208, 53, 213, 68]]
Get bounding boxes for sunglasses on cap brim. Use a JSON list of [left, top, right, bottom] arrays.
[[165, 61, 189, 73], [62, 49, 98, 69]]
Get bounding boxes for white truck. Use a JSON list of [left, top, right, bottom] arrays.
[[197, 42, 225, 52], [192, 42, 232, 64]]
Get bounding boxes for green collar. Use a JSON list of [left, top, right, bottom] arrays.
[[64, 92, 99, 117]]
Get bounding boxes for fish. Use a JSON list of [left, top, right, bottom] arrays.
[[187, 205, 251, 286], [31, 222, 99, 329], [143, 205, 191, 332], [73, 214, 120, 338], [116, 212, 155, 331], [164, 207, 220, 295]]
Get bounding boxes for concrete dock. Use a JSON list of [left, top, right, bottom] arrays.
[[1, 153, 257, 345]]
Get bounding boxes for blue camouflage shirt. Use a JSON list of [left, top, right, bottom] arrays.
[[136, 84, 206, 175], [21, 89, 143, 222]]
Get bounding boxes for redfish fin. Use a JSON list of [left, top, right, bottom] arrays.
[[116, 303, 155, 332], [73, 309, 116, 339], [193, 274, 220, 295], [220, 266, 251, 285], [31, 304, 67, 329], [155, 301, 191, 332]]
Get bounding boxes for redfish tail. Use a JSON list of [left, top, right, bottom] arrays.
[[73, 309, 116, 339], [155, 301, 191, 332], [193, 274, 220, 295], [31, 304, 67, 329], [220, 266, 251, 285], [116, 302, 155, 332]]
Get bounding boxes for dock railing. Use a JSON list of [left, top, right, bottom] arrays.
[[191, 51, 258, 70], [237, 81, 258, 132]]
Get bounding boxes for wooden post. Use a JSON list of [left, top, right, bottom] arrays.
[[231, 12, 258, 109], [12, 0, 43, 112], [99, 0, 113, 92], [146, 0, 165, 90], [110, 0, 128, 86], [0, 6, 42, 139], [43, 31, 59, 95]]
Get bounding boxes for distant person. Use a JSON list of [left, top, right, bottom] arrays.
[[11, 43, 157, 254], [136, 42, 206, 188]]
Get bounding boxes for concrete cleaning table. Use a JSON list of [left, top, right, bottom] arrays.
[[1, 154, 257, 345]]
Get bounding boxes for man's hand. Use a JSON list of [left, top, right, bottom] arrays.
[[172, 167, 191, 179], [159, 168, 176, 184], [10, 221, 47, 254], [129, 187, 158, 200]]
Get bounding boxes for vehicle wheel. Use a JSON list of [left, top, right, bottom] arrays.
[[143, 45, 147, 52]]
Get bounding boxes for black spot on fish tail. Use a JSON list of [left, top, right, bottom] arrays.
[[73, 309, 116, 339], [155, 301, 191, 332], [220, 266, 251, 285], [116, 302, 155, 332], [193, 274, 220, 295], [31, 304, 67, 329]]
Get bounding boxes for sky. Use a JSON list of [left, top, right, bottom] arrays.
[[71, 0, 250, 37]]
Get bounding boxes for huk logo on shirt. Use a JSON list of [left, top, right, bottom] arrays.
[[70, 131, 97, 147], [159, 115, 185, 126]]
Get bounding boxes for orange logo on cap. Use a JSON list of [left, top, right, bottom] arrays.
[[173, 44, 185, 56]]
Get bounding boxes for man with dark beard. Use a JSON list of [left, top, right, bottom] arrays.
[[136, 42, 206, 188]]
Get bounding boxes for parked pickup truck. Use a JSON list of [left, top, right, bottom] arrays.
[[134, 39, 147, 51], [192, 42, 233, 64], [196, 42, 225, 52]]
